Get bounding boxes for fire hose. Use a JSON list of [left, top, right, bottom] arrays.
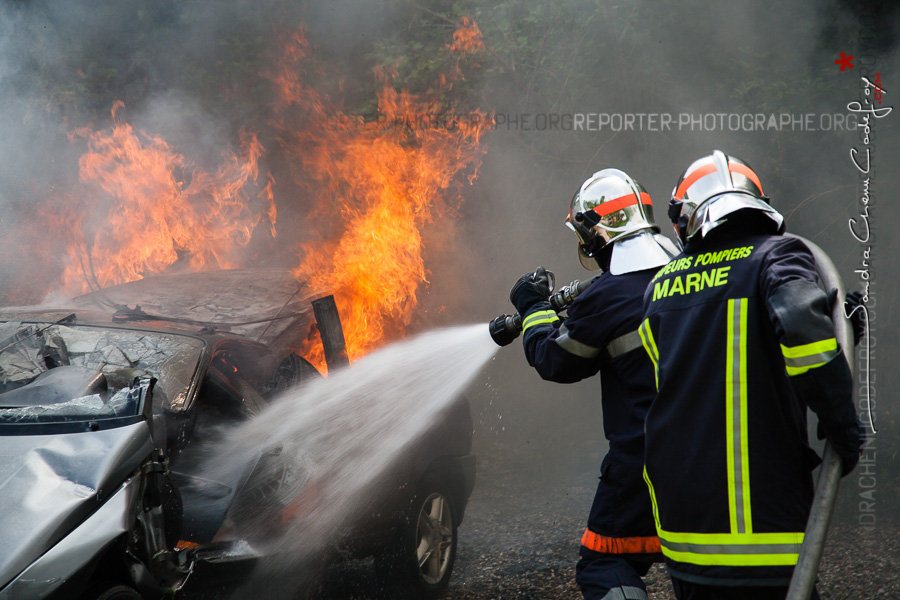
[[488, 271, 598, 347], [786, 235, 855, 600]]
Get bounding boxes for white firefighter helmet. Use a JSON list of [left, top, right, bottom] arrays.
[[668, 150, 784, 246], [565, 168, 679, 274]]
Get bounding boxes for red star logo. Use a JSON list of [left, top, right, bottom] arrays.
[[835, 52, 854, 71]]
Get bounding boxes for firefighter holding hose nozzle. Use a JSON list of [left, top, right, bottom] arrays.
[[638, 150, 864, 600], [500, 169, 679, 600]]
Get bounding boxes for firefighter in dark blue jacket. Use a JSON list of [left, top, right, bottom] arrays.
[[509, 169, 679, 600], [639, 150, 862, 599]]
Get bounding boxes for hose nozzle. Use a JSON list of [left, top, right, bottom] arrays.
[[489, 274, 597, 347], [489, 313, 523, 347], [549, 279, 591, 311]]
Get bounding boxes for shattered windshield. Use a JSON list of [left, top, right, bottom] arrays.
[[0, 320, 205, 424]]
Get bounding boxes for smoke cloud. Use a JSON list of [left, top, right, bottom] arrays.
[[0, 0, 896, 593]]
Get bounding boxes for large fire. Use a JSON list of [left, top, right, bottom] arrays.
[[24, 18, 489, 371], [272, 28, 490, 365]]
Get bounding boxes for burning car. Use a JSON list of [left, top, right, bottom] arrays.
[[0, 269, 476, 600]]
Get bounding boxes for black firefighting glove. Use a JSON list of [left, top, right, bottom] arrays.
[[794, 351, 860, 477], [844, 290, 866, 346], [817, 415, 864, 477], [509, 266, 552, 316]]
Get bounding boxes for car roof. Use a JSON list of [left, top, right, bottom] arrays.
[[0, 270, 319, 350]]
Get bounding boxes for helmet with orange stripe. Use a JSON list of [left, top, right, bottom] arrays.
[[566, 168, 679, 273], [668, 150, 784, 246]]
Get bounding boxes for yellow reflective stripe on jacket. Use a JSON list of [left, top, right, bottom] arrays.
[[780, 337, 839, 376], [643, 468, 803, 567], [643, 466, 662, 532], [659, 531, 804, 566], [726, 298, 752, 535], [638, 318, 660, 390], [521, 310, 558, 332]]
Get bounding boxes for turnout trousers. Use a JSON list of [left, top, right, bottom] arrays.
[[576, 447, 662, 600]]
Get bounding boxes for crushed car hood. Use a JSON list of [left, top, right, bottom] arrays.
[[0, 422, 153, 589]]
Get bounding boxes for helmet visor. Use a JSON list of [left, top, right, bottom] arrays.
[[579, 192, 655, 244]]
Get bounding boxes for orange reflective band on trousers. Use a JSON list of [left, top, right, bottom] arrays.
[[581, 528, 661, 554]]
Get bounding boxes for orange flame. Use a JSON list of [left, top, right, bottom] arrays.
[[273, 22, 490, 366], [59, 102, 273, 295], [448, 16, 485, 55], [19, 18, 488, 375]]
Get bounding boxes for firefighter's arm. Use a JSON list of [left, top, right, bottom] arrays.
[[762, 240, 862, 476], [521, 315, 602, 383], [508, 269, 603, 383]]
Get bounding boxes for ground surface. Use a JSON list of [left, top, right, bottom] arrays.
[[305, 448, 899, 600]]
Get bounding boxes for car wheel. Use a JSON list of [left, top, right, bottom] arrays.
[[82, 584, 143, 600], [376, 476, 458, 599]]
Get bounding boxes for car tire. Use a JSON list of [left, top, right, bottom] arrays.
[[375, 475, 458, 599], [82, 584, 143, 600]]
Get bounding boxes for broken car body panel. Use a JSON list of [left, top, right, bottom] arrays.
[[0, 269, 476, 598], [0, 423, 152, 593]]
